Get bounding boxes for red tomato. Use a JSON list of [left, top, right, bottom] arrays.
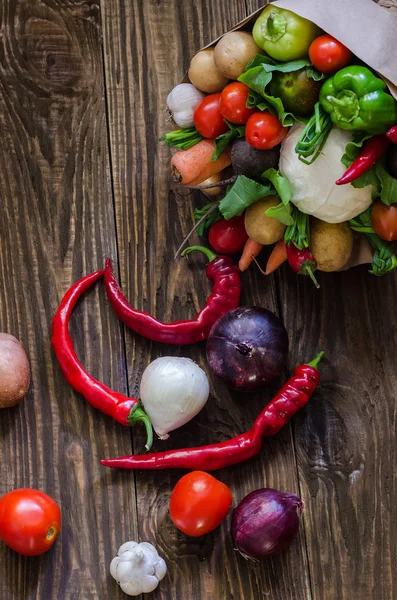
[[309, 35, 352, 75], [194, 94, 229, 139], [245, 112, 288, 150], [0, 489, 61, 556], [209, 216, 248, 254], [169, 471, 232, 537], [219, 82, 256, 125], [371, 202, 397, 241]]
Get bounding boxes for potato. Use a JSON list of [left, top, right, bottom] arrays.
[[310, 219, 353, 272], [244, 196, 286, 245], [214, 31, 263, 80], [188, 49, 229, 93], [0, 333, 30, 408], [199, 172, 223, 197]]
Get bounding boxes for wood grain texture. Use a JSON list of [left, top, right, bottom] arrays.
[[0, 1, 137, 598], [101, 0, 311, 598]]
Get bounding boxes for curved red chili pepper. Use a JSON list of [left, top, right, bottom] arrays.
[[336, 134, 388, 185], [387, 126, 397, 145], [100, 352, 324, 471], [103, 246, 241, 345], [51, 270, 153, 449]]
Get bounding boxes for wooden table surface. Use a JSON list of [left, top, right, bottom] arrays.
[[0, 0, 396, 598]]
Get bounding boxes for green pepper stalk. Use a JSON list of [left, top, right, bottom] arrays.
[[320, 66, 397, 135], [349, 208, 397, 276]]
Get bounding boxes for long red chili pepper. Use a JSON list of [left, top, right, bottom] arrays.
[[100, 352, 324, 471], [51, 270, 153, 449], [336, 134, 389, 185], [103, 246, 241, 345], [386, 126, 397, 145], [286, 244, 320, 288]]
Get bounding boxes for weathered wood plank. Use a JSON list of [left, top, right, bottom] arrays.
[[0, 1, 137, 598], [101, 0, 312, 598]]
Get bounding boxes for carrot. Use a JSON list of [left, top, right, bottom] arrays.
[[171, 140, 231, 186], [264, 239, 287, 275], [238, 237, 263, 272]]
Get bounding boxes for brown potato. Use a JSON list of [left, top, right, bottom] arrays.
[[244, 196, 286, 245], [199, 172, 223, 197], [188, 49, 229, 93], [0, 333, 30, 408], [214, 32, 263, 80], [310, 219, 353, 272]]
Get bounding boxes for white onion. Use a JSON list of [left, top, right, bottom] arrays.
[[140, 357, 209, 439], [166, 84, 205, 128]]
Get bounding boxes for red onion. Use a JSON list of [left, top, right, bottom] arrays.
[[232, 488, 303, 560]]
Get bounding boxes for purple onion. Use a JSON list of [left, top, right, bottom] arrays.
[[206, 306, 288, 391], [232, 488, 304, 560]]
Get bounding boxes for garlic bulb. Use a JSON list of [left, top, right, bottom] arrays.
[[140, 356, 210, 439], [110, 541, 167, 596], [167, 84, 205, 128]]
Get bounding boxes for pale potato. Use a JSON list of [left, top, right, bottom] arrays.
[[245, 196, 286, 245], [310, 219, 353, 272], [0, 333, 30, 408], [188, 49, 229, 93], [214, 31, 262, 80]]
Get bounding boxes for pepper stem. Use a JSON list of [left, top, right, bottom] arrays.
[[264, 13, 287, 42], [128, 405, 153, 451], [181, 245, 217, 263], [306, 351, 325, 369], [305, 266, 320, 289], [326, 91, 360, 122]]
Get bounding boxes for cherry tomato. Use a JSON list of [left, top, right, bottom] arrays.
[[169, 471, 232, 537], [0, 488, 61, 556], [209, 216, 248, 255], [193, 93, 229, 139], [371, 202, 397, 241], [219, 82, 256, 125], [245, 112, 288, 150], [309, 35, 352, 75]]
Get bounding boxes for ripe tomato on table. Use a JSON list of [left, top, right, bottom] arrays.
[[193, 93, 229, 139], [169, 471, 232, 537], [219, 82, 256, 125], [0, 488, 61, 556], [309, 35, 352, 75], [371, 202, 397, 241], [209, 215, 248, 255], [245, 112, 288, 150]]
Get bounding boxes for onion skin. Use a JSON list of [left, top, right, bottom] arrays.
[[232, 488, 303, 560], [206, 306, 288, 391]]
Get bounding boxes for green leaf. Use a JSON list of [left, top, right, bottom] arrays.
[[265, 202, 294, 226], [341, 132, 373, 167], [349, 207, 397, 276], [219, 175, 272, 220], [211, 121, 245, 162], [193, 204, 222, 236], [305, 65, 327, 81], [351, 169, 380, 190], [159, 127, 203, 150], [261, 168, 292, 205], [375, 163, 397, 206], [284, 206, 310, 249]]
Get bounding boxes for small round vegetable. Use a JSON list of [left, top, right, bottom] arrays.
[[219, 82, 256, 125], [188, 49, 229, 93], [232, 488, 303, 560], [310, 219, 353, 272], [193, 93, 229, 139], [206, 306, 288, 391], [246, 112, 288, 151], [170, 471, 232, 537], [253, 5, 320, 61], [309, 35, 352, 75], [371, 202, 397, 241], [244, 196, 286, 245], [269, 68, 321, 117], [0, 333, 30, 408], [214, 31, 262, 80], [0, 488, 61, 556], [199, 172, 223, 197], [231, 139, 280, 179], [208, 215, 248, 255]]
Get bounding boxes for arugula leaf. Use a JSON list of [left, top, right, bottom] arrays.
[[211, 121, 245, 162], [305, 65, 327, 81], [349, 207, 397, 276], [341, 132, 373, 167], [193, 204, 222, 236], [261, 168, 292, 205], [265, 202, 294, 226], [219, 176, 272, 220], [375, 163, 397, 206]]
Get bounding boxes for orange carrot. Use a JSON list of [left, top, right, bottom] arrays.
[[171, 140, 231, 186], [264, 239, 287, 275], [238, 238, 263, 272]]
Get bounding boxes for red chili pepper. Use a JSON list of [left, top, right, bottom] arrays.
[[51, 270, 153, 449], [286, 243, 320, 288], [336, 134, 389, 185], [386, 125, 397, 144], [104, 246, 241, 345], [100, 352, 324, 471]]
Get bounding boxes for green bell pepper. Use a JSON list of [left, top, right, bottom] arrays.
[[320, 66, 397, 134]]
